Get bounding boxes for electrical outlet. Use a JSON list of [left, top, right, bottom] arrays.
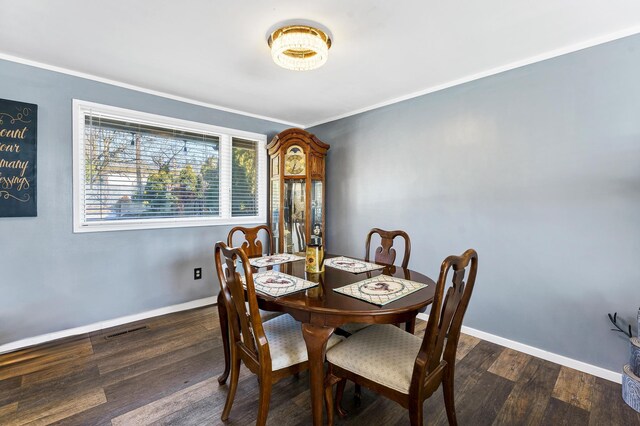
[[194, 267, 202, 280]]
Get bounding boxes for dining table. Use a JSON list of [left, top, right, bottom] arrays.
[[216, 254, 436, 425]]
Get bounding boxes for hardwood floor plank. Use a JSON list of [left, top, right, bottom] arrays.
[[144, 306, 216, 330], [423, 340, 506, 425], [201, 310, 219, 331], [456, 334, 482, 361], [111, 377, 217, 425], [492, 357, 561, 425], [95, 325, 213, 375], [0, 376, 20, 393], [455, 371, 515, 426], [0, 376, 21, 406], [588, 377, 640, 426], [100, 338, 219, 387], [488, 348, 533, 381], [103, 349, 216, 416], [0, 401, 18, 418], [0, 338, 93, 381], [552, 366, 596, 411], [336, 393, 406, 426], [16, 365, 105, 426], [539, 397, 590, 425], [11, 388, 106, 426], [148, 394, 218, 426], [217, 373, 314, 426], [21, 357, 97, 387]]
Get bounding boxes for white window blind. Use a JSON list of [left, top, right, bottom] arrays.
[[73, 100, 266, 232], [232, 138, 259, 217]]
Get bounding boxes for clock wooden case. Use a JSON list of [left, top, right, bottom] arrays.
[[267, 128, 329, 254]]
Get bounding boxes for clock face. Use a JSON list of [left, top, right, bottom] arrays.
[[285, 146, 305, 175]]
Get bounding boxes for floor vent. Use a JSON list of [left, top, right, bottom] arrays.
[[104, 325, 149, 340]]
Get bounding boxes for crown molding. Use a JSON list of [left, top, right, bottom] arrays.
[[0, 52, 303, 128], [304, 25, 640, 128]]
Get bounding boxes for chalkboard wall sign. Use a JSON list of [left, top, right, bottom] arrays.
[[0, 98, 37, 217]]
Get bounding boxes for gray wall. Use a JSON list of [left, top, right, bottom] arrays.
[[0, 59, 287, 345], [310, 34, 640, 372]]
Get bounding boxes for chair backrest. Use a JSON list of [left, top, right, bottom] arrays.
[[364, 228, 411, 269], [214, 242, 271, 366], [411, 249, 478, 393], [227, 225, 273, 258]]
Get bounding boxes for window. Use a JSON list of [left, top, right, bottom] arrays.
[[73, 100, 266, 232]]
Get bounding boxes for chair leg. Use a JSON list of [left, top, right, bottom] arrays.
[[256, 375, 272, 426], [335, 378, 348, 418], [221, 343, 241, 421], [324, 378, 335, 425], [408, 398, 424, 426], [217, 295, 231, 385], [354, 383, 362, 406], [443, 368, 458, 426]]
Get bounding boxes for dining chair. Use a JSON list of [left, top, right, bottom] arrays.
[[215, 241, 344, 425], [324, 249, 478, 426], [335, 228, 414, 403], [218, 224, 277, 385], [339, 228, 413, 337], [365, 227, 411, 269]]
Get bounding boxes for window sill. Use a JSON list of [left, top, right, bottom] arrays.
[[73, 215, 266, 233]]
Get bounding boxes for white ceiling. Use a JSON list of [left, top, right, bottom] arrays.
[[1, 1, 640, 127]]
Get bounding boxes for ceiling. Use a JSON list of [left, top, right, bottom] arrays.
[[1, 1, 640, 127]]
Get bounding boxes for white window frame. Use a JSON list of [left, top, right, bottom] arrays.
[[72, 99, 267, 233]]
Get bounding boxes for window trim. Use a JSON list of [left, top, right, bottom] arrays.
[[72, 99, 267, 233]]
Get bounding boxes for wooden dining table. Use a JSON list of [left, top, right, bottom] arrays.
[[216, 255, 436, 425]]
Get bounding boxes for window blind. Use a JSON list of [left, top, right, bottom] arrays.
[[82, 114, 221, 222], [231, 137, 259, 216]]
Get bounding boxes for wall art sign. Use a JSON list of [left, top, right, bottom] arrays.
[[0, 98, 37, 217]]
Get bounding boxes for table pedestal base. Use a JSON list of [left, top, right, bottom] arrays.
[[302, 323, 335, 426]]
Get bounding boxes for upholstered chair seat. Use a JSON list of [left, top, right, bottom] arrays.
[[264, 314, 343, 370], [327, 324, 420, 394]]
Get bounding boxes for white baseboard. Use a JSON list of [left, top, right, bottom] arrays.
[[417, 313, 622, 384], [0, 296, 217, 355]]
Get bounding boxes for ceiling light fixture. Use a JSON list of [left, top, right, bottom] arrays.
[[268, 25, 332, 71]]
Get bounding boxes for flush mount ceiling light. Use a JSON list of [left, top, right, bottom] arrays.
[[268, 25, 332, 71]]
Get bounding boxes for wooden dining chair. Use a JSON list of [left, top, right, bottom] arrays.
[[215, 242, 344, 425], [339, 228, 413, 338], [324, 249, 478, 426], [218, 224, 276, 385], [365, 228, 411, 269]]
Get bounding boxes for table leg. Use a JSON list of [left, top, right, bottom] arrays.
[[405, 314, 417, 334], [302, 323, 335, 426], [217, 292, 231, 385]]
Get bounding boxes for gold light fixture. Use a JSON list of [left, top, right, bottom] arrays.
[[268, 25, 332, 71]]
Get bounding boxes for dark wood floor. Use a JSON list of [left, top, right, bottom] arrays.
[[1, 306, 638, 425]]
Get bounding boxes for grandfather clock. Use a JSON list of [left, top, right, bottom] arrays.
[[267, 128, 329, 253]]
